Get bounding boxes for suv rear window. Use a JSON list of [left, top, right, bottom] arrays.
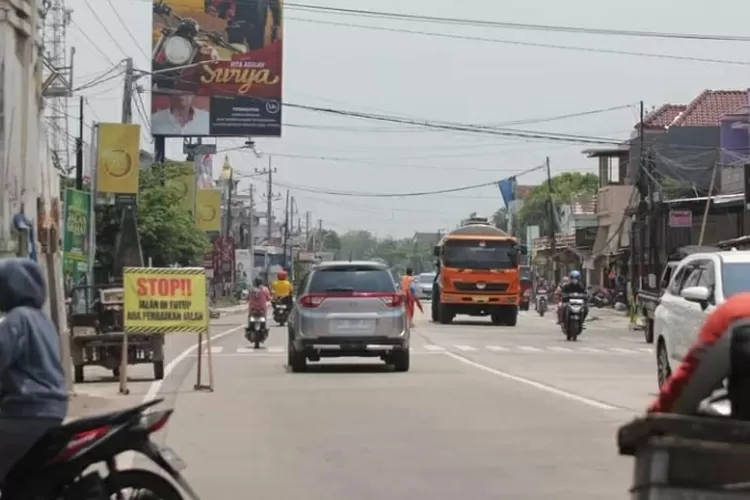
[[308, 266, 396, 293]]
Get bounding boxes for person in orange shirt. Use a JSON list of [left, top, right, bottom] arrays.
[[649, 292, 750, 414], [400, 268, 423, 328]]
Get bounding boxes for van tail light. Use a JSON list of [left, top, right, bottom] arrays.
[[299, 294, 326, 308], [379, 293, 403, 308]]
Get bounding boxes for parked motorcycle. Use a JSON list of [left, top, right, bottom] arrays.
[[588, 287, 611, 308], [245, 313, 268, 349], [562, 293, 587, 341], [3, 398, 198, 499], [272, 299, 290, 326], [535, 289, 548, 317]]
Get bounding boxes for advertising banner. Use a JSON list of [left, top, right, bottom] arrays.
[[165, 162, 196, 213], [196, 189, 221, 232], [62, 189, 92, 301], [123, 267, 208, 333], [96, 123, 141, 195], [151, 0, 283, 137]]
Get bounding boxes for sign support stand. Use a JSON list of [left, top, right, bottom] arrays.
[[119, 331, 130, 395]]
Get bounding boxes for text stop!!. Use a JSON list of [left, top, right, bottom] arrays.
[[137, 277, 193, 297]]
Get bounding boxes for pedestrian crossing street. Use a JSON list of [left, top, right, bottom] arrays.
[[199, 344, 655, 356]]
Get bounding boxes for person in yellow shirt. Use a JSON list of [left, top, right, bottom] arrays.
[[271, 270, 293, 307]]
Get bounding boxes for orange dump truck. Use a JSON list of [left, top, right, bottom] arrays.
[[431, 217, 523, 326]]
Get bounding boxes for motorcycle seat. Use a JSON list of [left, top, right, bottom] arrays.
[[59, 397, 165, 434]]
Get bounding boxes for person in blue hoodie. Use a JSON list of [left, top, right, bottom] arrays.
[[0, 258, 68, 481]]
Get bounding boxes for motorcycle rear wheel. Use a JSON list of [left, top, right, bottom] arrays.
[[108, 469, 183, 499]]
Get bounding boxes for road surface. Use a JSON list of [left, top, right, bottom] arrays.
[[135, 307, 655, 499]]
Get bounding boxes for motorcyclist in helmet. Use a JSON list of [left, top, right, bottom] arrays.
[[248, 277, 271, 318], [557, 270, 587, 325], [271, 270, 293, 308]]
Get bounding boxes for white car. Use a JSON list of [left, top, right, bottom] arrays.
[[653, 250, 750, 388]]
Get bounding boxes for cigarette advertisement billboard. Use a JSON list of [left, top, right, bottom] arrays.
[[151, 0, 282, 137]]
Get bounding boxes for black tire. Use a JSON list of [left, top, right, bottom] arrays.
[[438, 305, 454, 325], [288, 334, 306, 372], [657, 339, 672, 388], [108, 469, 182, 499], [506, 307, 518, 327], [253, 339, 261, 349], [645, 319, 655, 344], [74, 365, 84, 384], [391, 348, 410, 372], [539, 308, 545, 318], [490, 313, 503, 325], [431, 291, 439, 322], [153, 361, 164, 381], [112, 367, 120, 378]]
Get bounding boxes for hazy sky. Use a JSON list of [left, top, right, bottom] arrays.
[[61, 0, 750, 237]]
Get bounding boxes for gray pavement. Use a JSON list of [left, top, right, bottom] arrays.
[[126, 307, 659, 499]]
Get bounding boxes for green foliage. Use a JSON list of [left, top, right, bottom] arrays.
[[517, 172, 599, 236], [491, 208, 508, 231], [95, 163, 211, 278], [336, 230, 434, 273]]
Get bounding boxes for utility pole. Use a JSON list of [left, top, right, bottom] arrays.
[[121, 57, 134, 123], [224, 168, 234, 238], [305, 211, 311, 251], [282, 189, 290, 269], [545, 157, 557, 282], [317, 219, 323, 253], [75, 95, 84, 189], [255, 156, 278, 282], [636, 101, 648, 292]]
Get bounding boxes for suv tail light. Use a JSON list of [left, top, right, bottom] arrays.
[[299, 294, 326, 308], [379, 293, 403, 307]]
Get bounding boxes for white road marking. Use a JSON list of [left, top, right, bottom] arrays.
[[237, 346, 259, 353], [424, 345, 447, 352], [485, 345, 509, 352], [638, 348, 654, 353], [267, 346, 285, 353], [579, 347, 605, 353], [121, 324, 244, 468], [454, 345, 478, 352], [547, 346, 573, 353], [207, 346, 223, 354], [517, 346, 542, 352], [608, 347, 637, 354], [441, 351, 617, 411]]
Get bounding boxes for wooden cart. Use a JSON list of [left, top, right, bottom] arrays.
[[69, 286, 165, 383]]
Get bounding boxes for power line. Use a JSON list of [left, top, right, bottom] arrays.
[[81, 0, 130, 58], [289, 17, 750, 67], [69, 19, 116, 65], [285, 3, 750, 43], [104, 0, 150, 62], [136, 69, 623, 145]]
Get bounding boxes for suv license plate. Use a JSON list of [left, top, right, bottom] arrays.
[[330, 319, 375, 334]]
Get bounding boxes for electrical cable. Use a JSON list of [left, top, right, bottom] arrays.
[[288, 17, 750, 67], [69, 19, 116, 66], [136, 69, 623, 145], [82, 0, 130, 59], [285, 3, 750, 43], [104, 0, 150, 62]]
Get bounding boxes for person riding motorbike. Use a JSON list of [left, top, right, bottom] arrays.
[[0, 259, 68, 483], [649, 292, 750, 414], [557, 270, 587, 325], [535, 279, 549, 311], [271, 270, 293, 309], [248, 277, 271, 320]]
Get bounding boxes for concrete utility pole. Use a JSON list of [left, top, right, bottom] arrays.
[[305, 211, 311, 250], [317, 218, 323, 252], [255, 156, 279, 282], [121, 57, 134, 124]]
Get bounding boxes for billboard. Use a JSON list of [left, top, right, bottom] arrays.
[[96, 123, 141, 195], [164, 161, 196, 213], [151, 0, 283, 137]]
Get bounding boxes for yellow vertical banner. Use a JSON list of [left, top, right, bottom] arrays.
[[96, 123, 141, 195], [196, 189, 221, 232], [165, 163, 195, 213]]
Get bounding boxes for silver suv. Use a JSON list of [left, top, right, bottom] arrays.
[[287, 261, 409, 372]]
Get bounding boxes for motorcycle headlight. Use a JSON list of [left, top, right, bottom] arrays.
[[259, 317, 266, 322], [163, 36, 193, 65]]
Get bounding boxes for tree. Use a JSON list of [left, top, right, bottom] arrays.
[[339, 230, 378, 260], [517, 172, 599, 236], [94, 163, 211, 278], [492, 208, 509, 231]]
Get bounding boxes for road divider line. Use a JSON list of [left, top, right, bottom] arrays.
[[455, 345, 478, 352], [424, 345, 447, 351], [547, 346, 572, 352], [485, 345, 509, 352], [518, 346, 542, 352], [442, 351, 617, 411], [119, 324, 244, 469]]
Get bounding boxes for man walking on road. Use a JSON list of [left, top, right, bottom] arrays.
[[401, 268, 423, 329]]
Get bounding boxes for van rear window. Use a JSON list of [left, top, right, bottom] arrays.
[[308, 267, 396, 293]]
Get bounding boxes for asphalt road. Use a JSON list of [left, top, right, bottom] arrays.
[[131, 306, 656, 499]]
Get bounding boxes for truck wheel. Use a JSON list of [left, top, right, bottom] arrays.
[[74, 365, 84, 384], [491, 313, 503, 325], [153, 361, 164, 381], [645, 319, 654, 344], [438, 304, 454, 324], [505, 307, 518, 327]]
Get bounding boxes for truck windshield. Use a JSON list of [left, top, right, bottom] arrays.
[[442, 240, 516, 270], [722, 263, 750, 298]]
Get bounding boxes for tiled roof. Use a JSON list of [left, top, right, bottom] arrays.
[[672, 90, 748, 127], [643, 104, 686, 128]]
